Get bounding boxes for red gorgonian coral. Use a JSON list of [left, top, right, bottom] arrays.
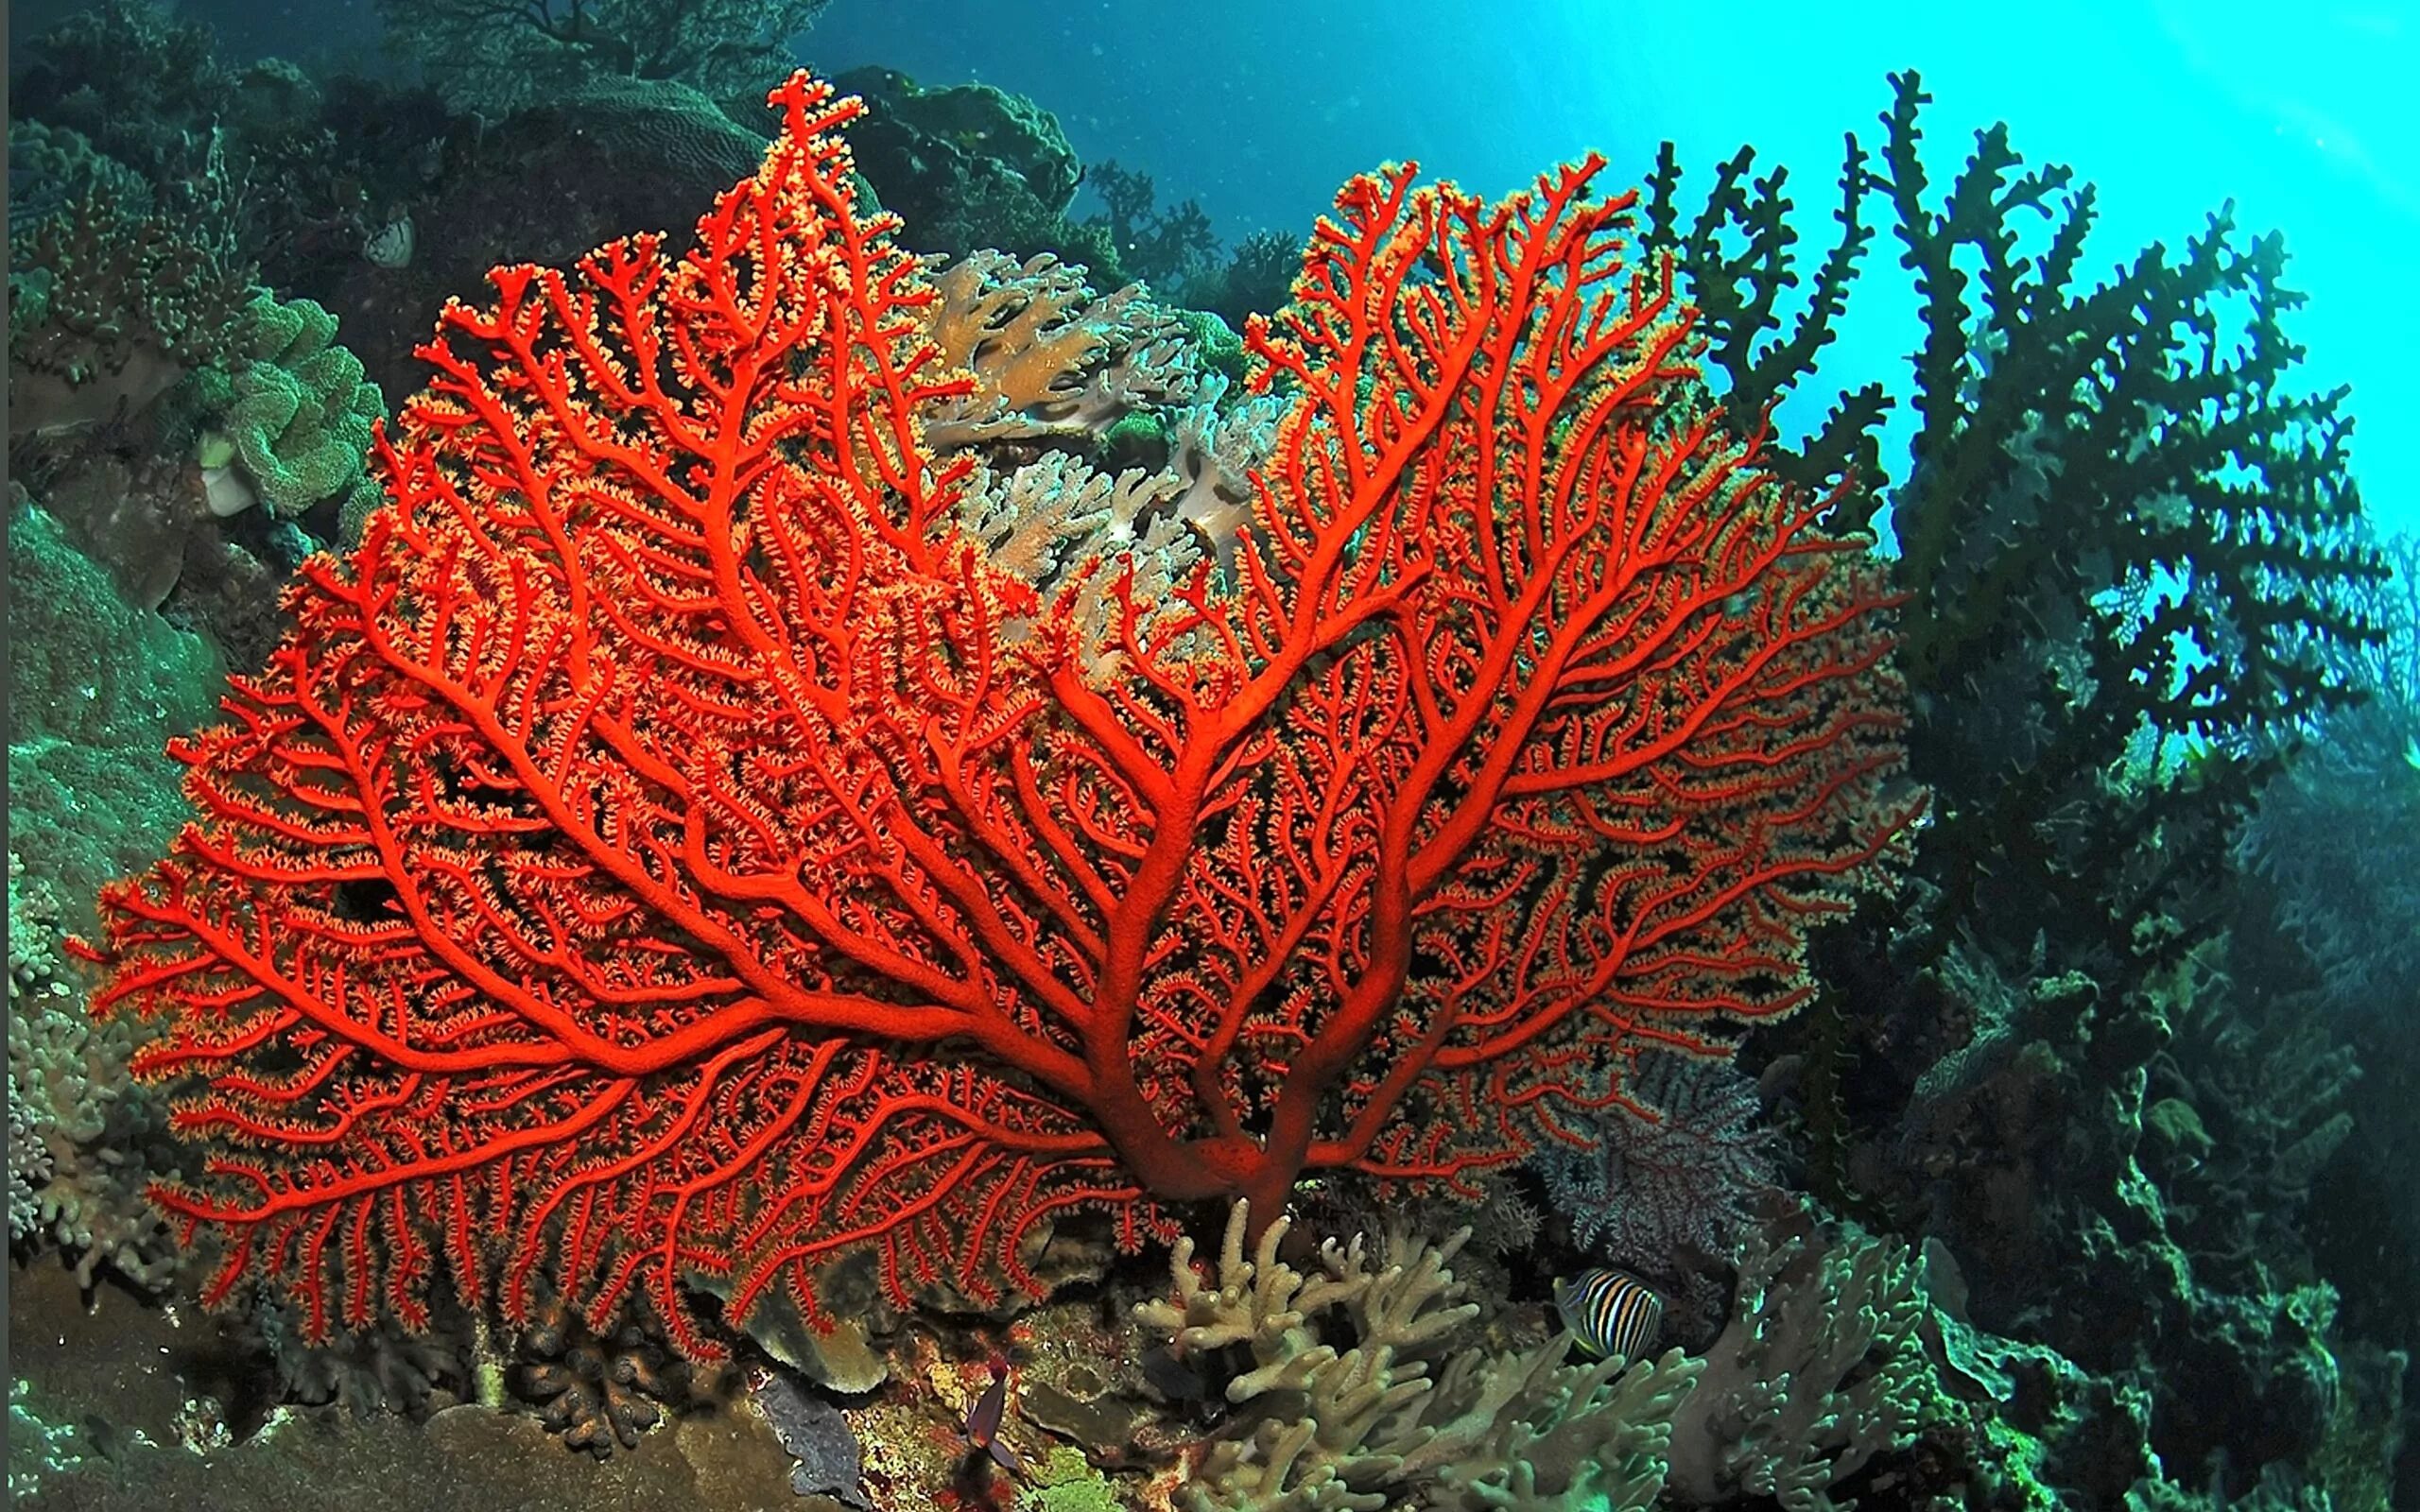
[[81, 73, 1919, 1356]]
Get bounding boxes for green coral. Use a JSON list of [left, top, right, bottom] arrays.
[[9, 1379, 90, 1501], [8, 494, 223, 918], [216, 291, 386, 517], [1666, 1209, 1940, 1510], [1020, 1446, 1127, 1512]]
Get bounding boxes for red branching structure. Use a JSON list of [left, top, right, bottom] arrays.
[[81, 72, 1919, 1357]]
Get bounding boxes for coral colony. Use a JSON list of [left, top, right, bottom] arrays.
[[78, 72, 1917, 1358]]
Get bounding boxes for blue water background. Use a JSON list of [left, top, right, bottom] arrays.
[[11, 0, 2416, 536]]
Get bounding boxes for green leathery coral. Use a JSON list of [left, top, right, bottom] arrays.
[[1665, 1207, 1940, 1510], [214, 291, 385, 518]]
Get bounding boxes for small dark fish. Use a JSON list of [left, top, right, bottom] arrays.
[[1140, 1343, 1208, 1401], [964, 1364, 1025, 1477], [1552, 1266, 1664, 1363]]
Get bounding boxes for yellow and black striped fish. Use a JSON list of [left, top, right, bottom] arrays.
[[1552, 1267, 1664, 1362]]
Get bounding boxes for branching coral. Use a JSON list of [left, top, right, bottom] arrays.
[[1138, 1201, 1703, 1511], [1644, 71, 2386, 999], [8, 853, 178, 1291], [1532, 1047, 1781, 1279]]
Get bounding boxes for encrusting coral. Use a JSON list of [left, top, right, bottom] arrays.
[[1138, 1201, 1704, 1510]]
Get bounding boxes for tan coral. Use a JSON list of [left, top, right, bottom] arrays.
[[920, 250, 1206, 450], [1138, 1201, 1703, 1512]]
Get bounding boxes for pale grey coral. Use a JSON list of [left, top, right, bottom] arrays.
[[1665, 1207, 1936, 1511], [1138, 1201, 1703, 1512], [956, 451, 1214, 685], [1165, 391, 1287, 561], [9, 1096, 53, 1242], [7, 850, 178, 1290]]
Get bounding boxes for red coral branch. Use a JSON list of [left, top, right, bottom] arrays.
[[82, 72, 1917, 1357]]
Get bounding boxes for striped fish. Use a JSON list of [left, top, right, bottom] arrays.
[[1552, 1267, 1664, 1362]]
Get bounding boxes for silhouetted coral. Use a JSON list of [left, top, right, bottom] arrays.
[[377, 0, 831, 117]]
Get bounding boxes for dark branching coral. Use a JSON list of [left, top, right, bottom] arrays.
[[1648, 71, 2387, 998], [2238, 528, 2420, 1012], [1638, 128, 1885, 497], [1533, 1048, 1781, 1280], [11, 3, 360, 277], [1079, 159, 1221, 290], [252, 1295, 470, 1419]]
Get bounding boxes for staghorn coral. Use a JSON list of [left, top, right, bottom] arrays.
[[1080, 160, 1221, 291], [1665, 1206, 1937, 1510], [1138, 1201, 1703, 1511]]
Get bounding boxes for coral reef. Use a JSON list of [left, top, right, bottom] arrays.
[[187, 292, 387, 520], [8, 16, 2411, 1509], [8, 190, 252, 441]]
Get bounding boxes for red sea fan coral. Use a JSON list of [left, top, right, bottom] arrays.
[[79, 71, 1919, 1358]]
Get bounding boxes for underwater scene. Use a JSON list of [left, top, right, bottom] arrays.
[[6, 2, 2417, 1508]]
